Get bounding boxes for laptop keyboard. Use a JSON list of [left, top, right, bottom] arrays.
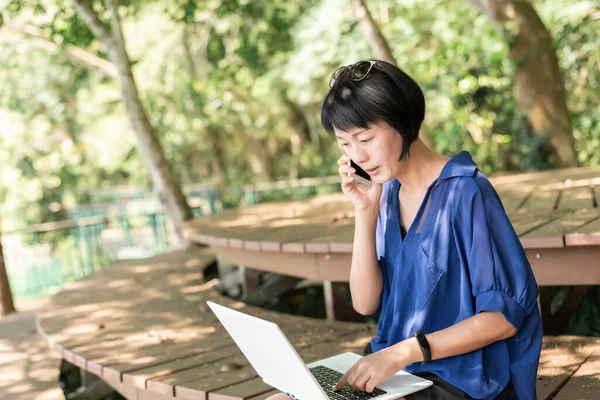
[[309, 365, 387, 399]]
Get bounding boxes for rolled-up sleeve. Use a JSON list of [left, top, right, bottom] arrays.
[[456, 178, 538, 331]]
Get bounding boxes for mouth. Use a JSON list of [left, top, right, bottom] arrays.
[[366, 166, 379, 175]]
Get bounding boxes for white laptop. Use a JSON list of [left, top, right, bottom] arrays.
[[207, 301, 432, 400]]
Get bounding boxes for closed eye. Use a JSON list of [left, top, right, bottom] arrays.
[[360, 138, 372, 143]]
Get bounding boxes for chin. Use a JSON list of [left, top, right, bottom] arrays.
[[372, 176, 391, 184]]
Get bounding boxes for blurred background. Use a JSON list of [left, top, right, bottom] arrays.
[[0, 0, 598, 327]]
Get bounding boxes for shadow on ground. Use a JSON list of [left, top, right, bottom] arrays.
[[0, 302, 64, 400]]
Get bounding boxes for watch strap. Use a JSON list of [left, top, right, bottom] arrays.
[[412, 331, 432, 363]]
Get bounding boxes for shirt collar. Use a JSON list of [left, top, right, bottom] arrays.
[[438, 151, 478, 180]]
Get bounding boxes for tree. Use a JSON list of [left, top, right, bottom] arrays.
[[469, 0, 579, 167], [69, 0, 194, 243], [0, 229, 16, 316], [349, 0, 434, 148]]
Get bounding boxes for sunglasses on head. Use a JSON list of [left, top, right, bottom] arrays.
[[329, 60, 377, 88]]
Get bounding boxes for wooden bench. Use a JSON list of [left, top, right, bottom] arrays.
[[183, 167, 600, 332], [37, 247, 600, 399]]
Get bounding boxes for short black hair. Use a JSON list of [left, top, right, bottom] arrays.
[[321, 60, 425, 160]]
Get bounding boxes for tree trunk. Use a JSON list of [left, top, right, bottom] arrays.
[[73, 0, 194, 243], [350, 0, 434, 148], [206, 127, 227, 183], [246, 135, 276, 181], [469, 0, 578, 167], [0, 231, 17, 316], [181, 24, 227, 184]]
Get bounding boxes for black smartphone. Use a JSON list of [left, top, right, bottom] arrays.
[[349, 160, 372, 188]]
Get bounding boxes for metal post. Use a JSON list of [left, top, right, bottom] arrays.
[[79, 225, 93, 275], [245, 189, 256, 207], [323, 280, 336, 321], [147, 213, 160, 253]]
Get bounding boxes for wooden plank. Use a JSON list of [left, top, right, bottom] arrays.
[[536, 336, 595, 400], [565, 216, 600, 246], [146, 354, 249, 395], [558, 184, 595, 210], [123, 347, 241, 390], [489, 168, 599, 187], [68, 328, 225, 363], [553, 341, 600, 400], [101, 314, 345, 374], [247, 390, 279, 400], [496, 186, 532, 213], [209, 377, 273, 400], [204, 333, 371, 400], [510, 211, 567, 237], [175, 365, 257, 400], [135, 321, 369, 397], [520, 209, 600, 249], [183, 194, 353, 241], [214, 246, 352, 281], [175, 328, 374, 399], [135, 319, 366, 392], [521, 187, 561, 212], [526, 246, 600, 286]]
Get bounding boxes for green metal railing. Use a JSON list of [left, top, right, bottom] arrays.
[[68, 175, 341, 220], [4, 212, 170, 299], [5, 176, 342, 300]]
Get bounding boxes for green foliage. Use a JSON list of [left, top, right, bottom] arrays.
[[1, 0, 598, 215], [567, 287, 600, 337]]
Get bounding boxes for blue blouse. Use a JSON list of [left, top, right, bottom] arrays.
[[371, 151, 542, 400]]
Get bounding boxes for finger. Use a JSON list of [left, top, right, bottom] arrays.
[[332, 376, 345, 391], [333, 369, 352, 391], [365, 374, 379, 393], [353, 371, 372, 392], [337, 155, 351, 166], [338, 166, 356, 177]]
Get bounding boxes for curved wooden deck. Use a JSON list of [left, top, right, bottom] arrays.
[[36, 248, 600, 399], [36, 248, 377, 400], [183, 167, 600, 267], [183, 167, 600, 328]]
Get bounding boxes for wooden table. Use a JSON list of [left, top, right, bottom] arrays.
[[184, 167, 600, 328], [36, 248, 600, 400]]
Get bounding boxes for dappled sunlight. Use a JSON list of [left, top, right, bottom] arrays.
[[230, 300, 249, 310], [60, 279, 96, 290], [490, 168, 599, 186], [107, 278, 139, 288], [0, 313, 62, 400], [33, 387, 63, 400], [340, 336, 372, 349], [131, 265, 153, 273], [180, 279, 219, 294], [185, 257, 207, 269], [166, 271, 204, 286], [190, 193, 353, 233], [36, 248, 217, 358]]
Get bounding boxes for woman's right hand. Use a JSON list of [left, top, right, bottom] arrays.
[[338, 155, 382, 214]]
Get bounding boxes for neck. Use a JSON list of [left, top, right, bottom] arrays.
[[394, 139, 448, 192]]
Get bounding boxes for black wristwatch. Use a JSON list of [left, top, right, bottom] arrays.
[[412, 331, 432, 363]]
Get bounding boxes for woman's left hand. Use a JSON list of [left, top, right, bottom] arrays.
[[332, 344, 413, 393]]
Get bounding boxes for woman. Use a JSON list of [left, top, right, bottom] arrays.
[[267, 60, 542, 400]]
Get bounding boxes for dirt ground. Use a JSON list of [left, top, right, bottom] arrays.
[[0, 298, 64, 400]]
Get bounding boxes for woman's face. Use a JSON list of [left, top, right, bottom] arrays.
[[334, 121, 403, 183]]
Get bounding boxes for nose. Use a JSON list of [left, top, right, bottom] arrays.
[[351, 146, 369, 165]]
